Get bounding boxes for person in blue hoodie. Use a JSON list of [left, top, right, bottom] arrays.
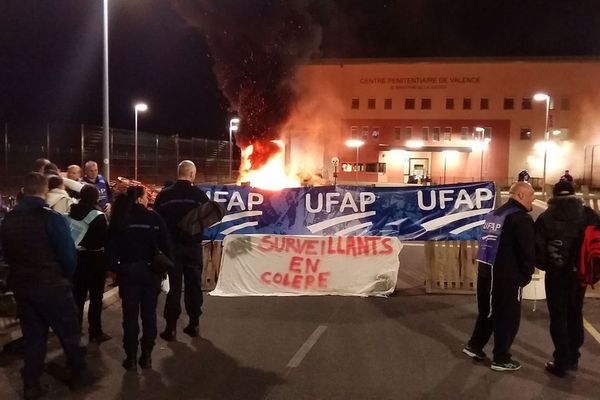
[[0, 173, 87, 399]]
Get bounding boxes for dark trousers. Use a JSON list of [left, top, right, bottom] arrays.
[[545, 270, 586, 368], [16, 286, 86, 386], [72, 250, 106, 338], [119, 262, 160, 356], [163, 243, 203, 330], [468, 265, 522, 363]]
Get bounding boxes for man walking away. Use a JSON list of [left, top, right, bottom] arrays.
[[154, 160, 209, 340], [462, 182, 535, 372], [535, 180, 599, 377], [0, 173, 88, 399]]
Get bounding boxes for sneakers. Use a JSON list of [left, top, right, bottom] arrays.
[[491, 360, 521, 372], [462, 346, 486, 361]]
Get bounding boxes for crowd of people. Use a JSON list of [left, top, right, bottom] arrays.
[[463, 179, 597, 378], [0, 158, 209, 400], [0, 159, 597, 399]]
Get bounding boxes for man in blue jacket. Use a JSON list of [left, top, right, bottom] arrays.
[[1, 173, 87, 399], [463, 182, 535, 372]]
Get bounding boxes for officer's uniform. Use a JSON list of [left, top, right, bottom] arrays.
[[106, 203, 171, 361], [154, 179, 208, 335]]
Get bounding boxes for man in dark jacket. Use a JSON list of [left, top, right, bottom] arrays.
[[535, 180, 598, 377], [463, 182, 535, 372], [0, 173, 87, 399], [154, 160, 209, 340], [69, 185, 110, 344]]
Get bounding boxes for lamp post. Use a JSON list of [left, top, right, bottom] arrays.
[[475, 127, 485, 181], [229, 117, 240, 180], [134, 103, 148, 181], [534, 93, 550, 197], [345, 139, 364, 184], [102, 0, 110, 181]]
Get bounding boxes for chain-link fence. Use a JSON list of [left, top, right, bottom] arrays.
[[0, 122, 240, 191]]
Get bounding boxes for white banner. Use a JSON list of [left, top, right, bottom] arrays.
[[210, 235, 403, 297]]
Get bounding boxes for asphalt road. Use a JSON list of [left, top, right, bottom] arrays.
[[2, 195, 600, 400]]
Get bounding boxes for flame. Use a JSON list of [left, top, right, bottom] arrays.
[[238, 142, 301, 190]]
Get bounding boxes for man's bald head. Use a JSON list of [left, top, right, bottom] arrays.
[[509, 181, 535, 211], [177, 160, 197, 182]]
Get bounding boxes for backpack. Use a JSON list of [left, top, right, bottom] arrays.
[[177, 201, 225, 237], [579, 225, 600, 288], [67, 209, 104, 246]]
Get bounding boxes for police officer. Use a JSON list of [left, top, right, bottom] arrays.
[[1, 173, 87, 399], [463, 182, 535, 372], [107, 186, 172, 370], [82, 160, 112, 214], [154, 160, 209, 340]]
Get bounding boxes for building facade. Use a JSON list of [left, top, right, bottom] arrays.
[[288, 58, 600, 188]]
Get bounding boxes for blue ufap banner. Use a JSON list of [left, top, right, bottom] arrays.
[[198, 182, 496, 241]]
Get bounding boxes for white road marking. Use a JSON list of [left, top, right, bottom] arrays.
[[584, 318, 600, 344], [287, 325, 328, 368]]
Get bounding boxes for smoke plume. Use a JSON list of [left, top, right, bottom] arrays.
[[172, 0, 323, 168]]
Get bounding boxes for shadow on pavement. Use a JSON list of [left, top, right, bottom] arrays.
[[115, 337, 285, 400]]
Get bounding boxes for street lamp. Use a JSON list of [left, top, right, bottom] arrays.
[[229, 117, 240, 180], [102, 0, 110, 181], [534, 93, 550, 197], [442, 150, 458, 184], [345, 139, 364, 184], [474, 127, 486, 181], [134, 103, 148, 181]]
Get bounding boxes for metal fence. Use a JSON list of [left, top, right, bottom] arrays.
[[0, 123, 240, 191]]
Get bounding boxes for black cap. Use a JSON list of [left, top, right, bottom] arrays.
[[553, 180, 575, 197]]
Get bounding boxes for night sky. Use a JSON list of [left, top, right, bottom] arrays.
[[2, 1, 600, 140]]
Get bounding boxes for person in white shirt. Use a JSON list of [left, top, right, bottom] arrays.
[[46, 175, 76, 214]]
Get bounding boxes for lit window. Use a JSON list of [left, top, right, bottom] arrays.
[[444, 127, 452, 141], [372, 127, 380, 139], [483, 127, 492, 141], [361, 127, 369, 139], [520, 128, 531, 140], [460, 127, 469, 141]]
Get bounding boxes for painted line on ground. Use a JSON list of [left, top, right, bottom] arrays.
[[583, 318, 600, 344], [287, 325, 328, 368]]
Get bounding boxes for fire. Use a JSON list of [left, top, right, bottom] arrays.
[[238, 142, 301, 190]]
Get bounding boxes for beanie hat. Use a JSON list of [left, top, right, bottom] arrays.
[[552, 180, 575, 197]]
